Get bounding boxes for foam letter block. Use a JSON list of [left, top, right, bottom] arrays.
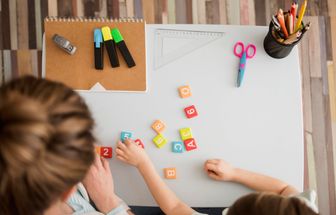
[[164, 168, 176, 179], [178, 85, 192, 98], [179, 128, 193, 141], [153, 134, 168, 148], [172, 141, 184, 153], [95, 146, 101, 155], [184, 105, 198, 119], [184, 138, 197, 151], [100, 146, 113, 158], [120, 131, 133, 142], [151, 120, 165, 134], [134, 139, 145, 149]]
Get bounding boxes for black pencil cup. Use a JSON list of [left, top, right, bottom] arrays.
[[263, 22, 303, 59]]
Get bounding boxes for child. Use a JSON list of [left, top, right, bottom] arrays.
[[0, 76, 133, 215], [116, 138, 318, 215]]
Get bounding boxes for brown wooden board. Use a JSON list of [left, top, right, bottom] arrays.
[[0, 51, 3, 84], [28, 0, 37, 49], [1, 0, 11, 49]]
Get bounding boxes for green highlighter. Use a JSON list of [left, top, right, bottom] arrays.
[[111, 28, 136, 68]]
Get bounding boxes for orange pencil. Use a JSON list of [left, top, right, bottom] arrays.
[[277, 9, 289, 38]]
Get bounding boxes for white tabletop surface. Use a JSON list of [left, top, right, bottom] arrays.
[[44, 24, 304, 207]]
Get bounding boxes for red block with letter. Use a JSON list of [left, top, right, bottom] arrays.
[[184, 138, 197, 151], [184, 105, 198, 119], [135, 139, 145, 149], [100, 147, 113, 158]]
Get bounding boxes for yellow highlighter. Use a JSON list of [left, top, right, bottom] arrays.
[[101, 26, 119, 67], [294, 0, 307, 32]]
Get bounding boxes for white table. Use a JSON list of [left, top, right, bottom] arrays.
[[44, 24, 303, 207]]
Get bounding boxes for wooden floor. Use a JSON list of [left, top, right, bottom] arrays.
[[1, 0, 336, 214]]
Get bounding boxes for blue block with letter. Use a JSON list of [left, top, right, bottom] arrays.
[[172, 141, 184, 153], [121, 131, 133, 142]]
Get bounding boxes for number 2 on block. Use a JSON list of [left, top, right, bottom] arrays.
[[100, 147, 112, 158]]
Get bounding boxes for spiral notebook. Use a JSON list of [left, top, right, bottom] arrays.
[[44, 17, 146, 92]]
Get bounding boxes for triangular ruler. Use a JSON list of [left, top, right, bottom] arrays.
[[154, 29, 225, 69]]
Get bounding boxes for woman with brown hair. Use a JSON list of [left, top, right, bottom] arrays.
[[0, 76, 132, 215]]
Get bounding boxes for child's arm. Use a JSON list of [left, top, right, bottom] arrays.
[[116, 139, 195, 215], [204, 159, 299, 196]]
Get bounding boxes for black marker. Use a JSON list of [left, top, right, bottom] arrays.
[[102, 26, 119, 67], [111, 28, 136, 68], [94, 29, 104, 70]]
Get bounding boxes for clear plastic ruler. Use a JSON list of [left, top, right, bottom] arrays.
[[154, 29, 225, 69]]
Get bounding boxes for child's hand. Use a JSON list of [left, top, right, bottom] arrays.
[[82, 155, 120, 213], [116, 138, 150, 168], [204, 159, 236, 181]]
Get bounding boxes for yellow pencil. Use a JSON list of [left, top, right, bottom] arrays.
[[294, 0, 307, 32]]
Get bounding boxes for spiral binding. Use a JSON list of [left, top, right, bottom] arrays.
[[44, 16, 144, 23]]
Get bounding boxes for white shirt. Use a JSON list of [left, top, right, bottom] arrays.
[[67, 183, 130, 215]]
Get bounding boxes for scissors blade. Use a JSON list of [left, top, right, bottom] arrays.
[[237, 68, 244, 88]]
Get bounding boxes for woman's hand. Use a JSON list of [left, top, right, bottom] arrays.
[[82, 155, 121, 213], [116, 138, 150, 169], [204, 159, 236, 181]]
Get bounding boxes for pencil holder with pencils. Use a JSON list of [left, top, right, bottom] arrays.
[[263, 1, 309, 59], [263, 19, 304, 59]]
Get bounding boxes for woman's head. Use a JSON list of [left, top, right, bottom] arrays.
[[0, 76, 95, 215], [228, 192, 318, 215]]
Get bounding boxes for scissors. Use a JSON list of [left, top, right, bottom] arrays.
[[233, 42, 256, 87]]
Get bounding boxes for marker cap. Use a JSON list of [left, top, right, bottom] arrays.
[[101, 26, 112, 41], [94, 29, 103, 48], [111, 28, 124, 43]]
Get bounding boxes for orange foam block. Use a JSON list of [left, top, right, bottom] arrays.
[[164, 168, 176, 179], [151, 120, 166, 134], [178, 85, 192, 98]]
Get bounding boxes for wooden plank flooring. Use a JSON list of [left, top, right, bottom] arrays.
[[0, 0, 335, 213]]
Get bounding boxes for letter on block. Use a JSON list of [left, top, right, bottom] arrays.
[[178, 85, 192, 98], [151, 120, 165, 134], [153, 134, 168, 148], [172, 141, 184, 153], [179, 128, 193, 141], [135, 139, 145, 149], [100, 147, 113, 158], [120, 131, 133, 142], [184, 105, 198, 119], [164, 168, 176, 179], [184, 138, 197, 151]]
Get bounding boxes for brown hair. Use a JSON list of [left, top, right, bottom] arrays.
[[0, 76, 95, 215], [227, 192, 318, 215]]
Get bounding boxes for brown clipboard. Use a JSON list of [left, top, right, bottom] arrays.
[[44, 18, 146, 91]]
